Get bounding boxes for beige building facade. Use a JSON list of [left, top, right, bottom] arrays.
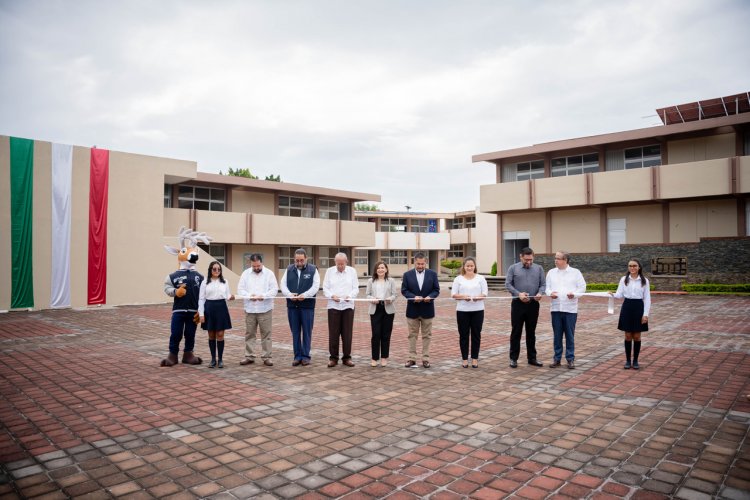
[[474, 93, 750, 273], [1, 135, 378, 311]]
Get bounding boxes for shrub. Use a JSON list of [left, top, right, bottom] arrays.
[[681, 283, 750, 293], [490, 261, 497, 276], [441, 259, 463, 277]]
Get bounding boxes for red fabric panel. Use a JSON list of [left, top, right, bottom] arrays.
[[87, 148, 109, 305]]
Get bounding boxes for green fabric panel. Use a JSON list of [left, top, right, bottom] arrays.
[[10, 137, 34, 309]]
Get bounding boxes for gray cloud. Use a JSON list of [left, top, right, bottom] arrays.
[[1, 0, 749, 211]]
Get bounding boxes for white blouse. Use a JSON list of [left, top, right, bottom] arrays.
[[451, 274, 488, 312], [613, 275, 651, 316], [198, 279, 232, 316]]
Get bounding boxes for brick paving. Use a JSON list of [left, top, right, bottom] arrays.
[[1, 293, 749, 499]]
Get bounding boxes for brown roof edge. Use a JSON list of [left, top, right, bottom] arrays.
[[194, 172, 381, 202], [472, 112, 750, 164]]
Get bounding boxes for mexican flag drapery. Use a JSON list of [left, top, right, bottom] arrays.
[[8, 137, 109, 308]]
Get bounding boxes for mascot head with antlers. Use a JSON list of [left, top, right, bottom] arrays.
[[161, 226, 213, 367]]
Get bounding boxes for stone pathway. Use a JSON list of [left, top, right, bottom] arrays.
[[1, 294, 748, 499]]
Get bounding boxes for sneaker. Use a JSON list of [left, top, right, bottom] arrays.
[[404, 360, 417, 368], [550, 360, 561, 368]]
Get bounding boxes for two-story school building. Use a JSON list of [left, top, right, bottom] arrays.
[[474, 92, 750, 279], [352, 208, 498, 276], [0, 135, 379, 311]]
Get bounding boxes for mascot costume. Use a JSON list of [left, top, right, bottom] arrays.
[[161, 226, 213, 367]]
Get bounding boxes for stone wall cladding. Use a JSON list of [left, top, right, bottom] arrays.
[[532, 237, 750, 290]]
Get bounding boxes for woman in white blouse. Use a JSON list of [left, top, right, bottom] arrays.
[[609, 259, 651, 370], [451, 257, 488, 368], [199, 261, 235, 368], [365, 261, 397, 367]]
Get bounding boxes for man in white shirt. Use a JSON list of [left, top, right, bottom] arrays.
[[545, 251, 586, 369], [237, 254, 279, 367], [323, 252, 359, 367]]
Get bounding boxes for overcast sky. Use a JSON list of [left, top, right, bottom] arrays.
[[1, 0, 749, 212]]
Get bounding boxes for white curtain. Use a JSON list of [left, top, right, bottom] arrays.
[[50, 143, 73, 308]]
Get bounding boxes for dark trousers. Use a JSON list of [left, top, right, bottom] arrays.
[[169, 311, 197, 355], [510, 299, 539, 361], [457, 310, 484, 360], [288, 307, 315, 361], [328, 308, 354, 361], [370, 303, 394, 360]]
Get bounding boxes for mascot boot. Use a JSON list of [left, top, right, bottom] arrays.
[[160, 353, 179, 367], [181, 351, 202, 364]]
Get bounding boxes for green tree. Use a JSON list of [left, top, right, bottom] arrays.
[[222, 167, 258, 179], [264, 174, 282, 182], [441, 259, 463, 277], [355, 203, 380, 211]]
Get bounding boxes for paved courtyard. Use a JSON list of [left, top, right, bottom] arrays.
[[1, 293, 749, 499]]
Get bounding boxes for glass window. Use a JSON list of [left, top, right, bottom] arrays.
[[551, 154, 599, 177], [465, 216, 476, 228], [381, 218, 407, 232], [278, 246, 313, 269], [197, 243, 226, 265], [410, 219, 429, 233], [279, 195, 313, 218], [354, 249, 368, 266], [382, 250, 407, 265], [319, 247, 348, 268], [177, 185, 225, 211], [319, 199, 340, 220], [447, 219, 461, 230], [624, 145, 662, 169], [447, 244, 464, 258], [516, 160, 545, 181], [164, 185, 172, 208]]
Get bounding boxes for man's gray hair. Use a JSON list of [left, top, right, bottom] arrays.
[[334, 252, 348, 261], [557, 250, 571, 263]]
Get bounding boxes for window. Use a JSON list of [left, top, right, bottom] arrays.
[[178, 186, 225, 211], [465, 216, 476, 228], [516, 160, 545, 181], [279, 195, 313, 218], [607, 218, 626, 252], [319, 199, 339, 220], [447, 219, 461, 230], [164, 185, 172, 208], [410, 219, 429, 233], [551, 153, 599, 177], [381, 218, 407, 232], [354, 249, 368, 266], [278, 246, 313, 269], [447, 244, 464, 258], [197, 243, 226, 265], [319, 247, 348, 268], [624, 145, 661, 169], [382, 250, 407, 265]]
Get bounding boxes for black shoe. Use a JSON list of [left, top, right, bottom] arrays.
[[624, 361, 631, 369], [632, 361, 640, 370], [208, 359, 216, 369], [509, 360, 518, 368], [528, 359, 543, 367], [550, 360, 561, 368], [567, 360, 575, 369]]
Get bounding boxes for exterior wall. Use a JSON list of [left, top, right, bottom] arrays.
[[659, 158, 731, 199], [532, 237, 750, 289], [534, 175, 587, 208], [502, 211, 547, 251], [669, 199, 738, 242], [228, 244, 275, 275], [32, 141, 52, 310], [70, 146, 92, 308], [550, 208, 601, 252], [250, 214, 336, 245], [163, 208, 191, 235], [667, 133, 736, 163], [740, 155, 750, 193], [606, 205, 664, 244], [231, 189, 274, 215], [0, 136, 10, 309], [480, 181, 529, 212], [340, 220, 375, 247], [475, 210, 497, 274], [450, 228, 470, 245], [592, 168, 653, 204], [195, 210, 248, 244]]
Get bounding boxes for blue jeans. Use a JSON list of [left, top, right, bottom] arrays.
[[170, 311, 197, 355], [288, 307, 315, 361], [550, 311, 577, 362]]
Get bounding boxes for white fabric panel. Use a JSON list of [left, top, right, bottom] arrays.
[[50, 143, 73, 308]]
